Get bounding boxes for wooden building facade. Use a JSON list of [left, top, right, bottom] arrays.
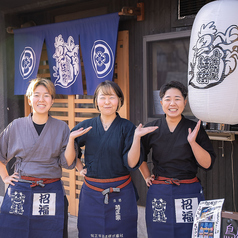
[[0, 0, 237, 214]]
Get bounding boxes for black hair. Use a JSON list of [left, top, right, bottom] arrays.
[[159, 81, 188, 100]]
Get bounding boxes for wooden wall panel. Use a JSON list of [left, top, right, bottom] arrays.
[[198, 140, 238, 211]]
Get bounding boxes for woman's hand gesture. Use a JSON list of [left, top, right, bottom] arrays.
[[79, 168, 87, 177], [145, 174, 155, 187], [3, 172, 19, 186], [187, 120, 201, 144], [134, 124, 158, 138], [128, 124, 158, 168], [70, 126, 92, 140]]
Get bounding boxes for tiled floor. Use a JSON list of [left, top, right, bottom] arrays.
[[68, 206, 148, 238], [68, 213, 78, 238]]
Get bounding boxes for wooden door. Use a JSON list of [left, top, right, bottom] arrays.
[[24, 30, 129, 215]]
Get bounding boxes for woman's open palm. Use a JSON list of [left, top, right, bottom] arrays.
[[135, 124, 158, 138], [187, 120, 201, 143], [70, 126, 92, 140]]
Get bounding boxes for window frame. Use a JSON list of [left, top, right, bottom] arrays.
[[142, 30, 192, 123]]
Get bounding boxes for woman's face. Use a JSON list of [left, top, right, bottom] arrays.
[[28, 85, 54, 116], [160, 88, 187, 120], [97, 87, 119, 117]]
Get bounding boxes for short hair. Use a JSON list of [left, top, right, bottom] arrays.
[[159, 81, 188, 100], [26, 78, 56, 99], [93, 80, 124, 111]]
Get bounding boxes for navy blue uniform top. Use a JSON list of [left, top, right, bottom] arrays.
[[141, 115, 216, 180], [72, 113, 144, 179]]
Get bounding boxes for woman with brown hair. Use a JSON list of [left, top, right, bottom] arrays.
[[0, 78, 76, 238], [65, 80, 157, 238]]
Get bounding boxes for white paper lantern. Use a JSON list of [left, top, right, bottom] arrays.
[[188, 0, 238, 124]]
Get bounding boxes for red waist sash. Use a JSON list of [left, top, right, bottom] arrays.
[[19, 176, 60, 187], [84, 175, 131, 204], [152, 176, 199, 186]]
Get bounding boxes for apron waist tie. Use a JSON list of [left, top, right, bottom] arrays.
[[152, 176, 199, 186], [84, 175, 131, 204], [19, 176, 60, 187]]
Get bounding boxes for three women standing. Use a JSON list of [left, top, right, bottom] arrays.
[[0, 78, 215, 238]]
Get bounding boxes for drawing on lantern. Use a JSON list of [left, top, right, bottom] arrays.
[[189, 21, 238, 89]]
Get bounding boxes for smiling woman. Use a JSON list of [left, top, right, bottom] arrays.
[[28, 85, 54, 121], [0, 77, 76, 238], [139, 81, 216, 238], [159, 82, 188, 129], [26, 78, 56, 124], [93, 81, 123, 129], [64, 80, 158, 238]]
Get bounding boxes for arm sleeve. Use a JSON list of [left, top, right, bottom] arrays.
[[59, 123, 77, 169], [122, 122, 144, 171], [141, 133, 151, 162], [72, 122, 85, 159], [197, 125, 216, 170], [141, 120, 159, 162], [0, 121, 14, 165]]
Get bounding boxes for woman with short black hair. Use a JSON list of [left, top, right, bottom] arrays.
[[140, 80, 216, 238]]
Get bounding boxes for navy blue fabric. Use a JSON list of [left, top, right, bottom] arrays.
[[14, 27, 45, 95], [13, 13, 119, 95], [72, 114, 144, 179], [63, 196, 69, 238], [77, 179, 137, 238], [145, 182, 204, 238], [142, 115, 216, 179], [80, 13, 119, 95], [44, 22, 83, 95], [0, 181, 64, 238]]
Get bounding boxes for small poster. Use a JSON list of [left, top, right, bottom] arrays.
[[192, 199, 225, 238]]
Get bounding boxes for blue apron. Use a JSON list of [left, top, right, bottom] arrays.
[[0, 180, 64, 238], [77, 176, 138, 238], [146, 182, 204, 238]]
